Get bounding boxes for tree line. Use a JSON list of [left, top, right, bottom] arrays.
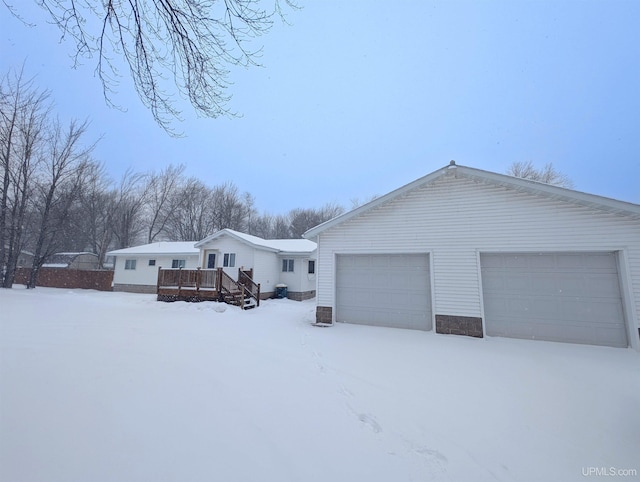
[[0, 69, 343, 289]]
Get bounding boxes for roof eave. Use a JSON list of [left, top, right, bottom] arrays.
[[304, 164, 452, 238], [303, 163, 640, 239]]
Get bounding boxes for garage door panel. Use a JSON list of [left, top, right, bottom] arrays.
[[336, 254, 431, 331], [481, 252, 627, 347]]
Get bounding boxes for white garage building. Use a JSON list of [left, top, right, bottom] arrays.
[[304, 163, 640, 349]]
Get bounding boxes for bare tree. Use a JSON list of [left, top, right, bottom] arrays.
[[0, 68, 50, 287], [27, 118, 95, 288], [69, 161, 115, 266], [165, 177, 215, 241], [506, 161, 574, 188], [210, 181, 250, 232], [289, 202, 344, 238], [144, 163, 185, 243], [13, 0, 297, 134], [249, 211, 274, 238], [110, 169, 149, 249], [272, 213, 291, 238], [350, 194, 379, 209]]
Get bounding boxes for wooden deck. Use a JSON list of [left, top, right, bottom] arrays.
[[156, 267, 260, 307], [157, 286, 220, 302]]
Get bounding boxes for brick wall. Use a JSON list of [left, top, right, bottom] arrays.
[[435, 314, 484, 338], [286, 290, 316, 301], [14, 268, 114, 292], [316, 306, 333, 324], [112, 283, 156, 294]]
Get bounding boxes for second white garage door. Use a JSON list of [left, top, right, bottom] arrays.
[[336, 254, 432, 330], [481, 252, 628, 347]]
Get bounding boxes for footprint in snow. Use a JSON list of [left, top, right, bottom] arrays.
[[358, 413, 383, 433]]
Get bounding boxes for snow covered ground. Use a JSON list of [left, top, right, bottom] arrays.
[[1, 288, 638, 482]]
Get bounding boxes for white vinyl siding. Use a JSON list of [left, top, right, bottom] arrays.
[[316, 174, 640, 340], [253, 250, 280, 294], [113, 254, 199, 286], [200, 235, 254, 277], [196, 233, 316, 295]]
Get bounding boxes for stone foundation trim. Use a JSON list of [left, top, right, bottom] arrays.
[[113, 283, 157, 294], [286, 290, 316, 301], [316, 306, 333, 324], [435, 314, 483, 338]]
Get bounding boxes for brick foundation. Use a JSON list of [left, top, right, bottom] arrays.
[[113, 283, 157, 294], [286, 290, 316, 301], [316, 306, 333, 324], [435, 314, 483, 338]]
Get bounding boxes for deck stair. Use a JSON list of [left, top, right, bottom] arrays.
[[219, 269, 260, 310], [157, 267, 260, 308]]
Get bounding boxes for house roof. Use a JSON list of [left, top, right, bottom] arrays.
[[304, 162, 640, 239], [106, 242, 199, 257], [42, 252, 98, 268], [195, 229, 316, 255]]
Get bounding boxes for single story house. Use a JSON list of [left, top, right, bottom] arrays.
[[107, 242, 200, 293], [43, 252, 100, 270], [194, 229, 317, 300], [108, 230, 317, 301], [304, 162, 640, 349]]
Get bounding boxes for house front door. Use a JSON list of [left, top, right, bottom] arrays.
[[207, 253, 216, 269]]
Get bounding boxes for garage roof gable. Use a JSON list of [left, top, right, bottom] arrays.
[[303, 162, 640, 239]]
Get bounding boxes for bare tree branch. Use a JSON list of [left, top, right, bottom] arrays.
[[506, 161, 574, 188], [13, 0, 299, 135]]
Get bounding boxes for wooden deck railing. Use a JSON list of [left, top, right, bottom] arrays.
[[157, 267, 218, 290], [239, 269, 261, 307], [157, 267, 259, 307]]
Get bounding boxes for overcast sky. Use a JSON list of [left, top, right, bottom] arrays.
[[2, 1, 639, 214]]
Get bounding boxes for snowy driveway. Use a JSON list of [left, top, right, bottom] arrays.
[[1, 288, 639, 481]]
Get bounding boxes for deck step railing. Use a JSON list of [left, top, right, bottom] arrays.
[[157, 267, 259, 308]]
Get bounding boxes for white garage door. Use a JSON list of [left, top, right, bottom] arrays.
[[336, 254, 431, 330], [481, 252, 627, 347]]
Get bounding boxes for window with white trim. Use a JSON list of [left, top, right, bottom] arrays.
[[308, 260, 315, 274], [282, 259, 294, 272], [125, 259, 137, 270], [223, 253, 236, 267], [148, 259, 156, 266], [171, 259, 186, 269]]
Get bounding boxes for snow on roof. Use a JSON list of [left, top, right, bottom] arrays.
[[228, 229, 316, 254], [107, 241, 199, 256], [195, 229, 316, 255], [55, 252, 97, 256], [42, 252, 99, 267]]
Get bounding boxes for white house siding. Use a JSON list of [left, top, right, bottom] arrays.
[[316, 174, 640, 341], [113, 254, 199, 288], [277, 255, 317, 299], [302, 259, 317, 293], [253, 250, 280, 296], [195, 234, 316, 299], [198, 236, 256, 277]]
